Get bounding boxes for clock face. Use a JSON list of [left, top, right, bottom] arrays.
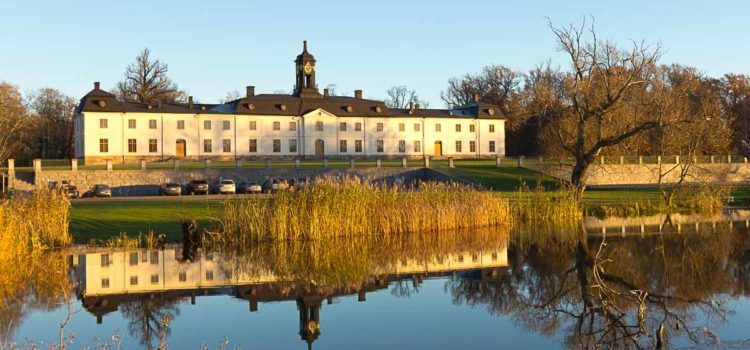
[[304, 62, 314, 74]]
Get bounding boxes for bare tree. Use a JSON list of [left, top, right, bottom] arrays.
[[27, 88, 78, 159], [115, 48, 188, 104], [534, 19, 663, 198], [385, 85, 427, 108], [223, 89, 242, 103], [0, 82, 29, 166], [720, 74, 750, 154]]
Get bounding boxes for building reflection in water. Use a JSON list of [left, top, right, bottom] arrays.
[[70, 233, 509, 348]]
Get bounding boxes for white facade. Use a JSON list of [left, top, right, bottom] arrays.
[[75, 108, 505, 163]]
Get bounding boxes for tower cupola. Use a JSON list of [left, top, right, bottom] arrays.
[[294, 41, 321, 98]]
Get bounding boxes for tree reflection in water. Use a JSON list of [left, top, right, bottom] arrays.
[[120, 298, 181, 350], [448, 220, 750, 349]]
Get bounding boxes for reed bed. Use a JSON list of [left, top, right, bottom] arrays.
[[0, 190, 71, 253], [510, 182, 583, 226], [220, 177, 511, 244]]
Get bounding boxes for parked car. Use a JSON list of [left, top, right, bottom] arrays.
[[92, 184, 112, 198], [237, 182, 262, 194], [62, 185, 80, 199], [187, 180, 209, 195], [160, 183, 182, 196], [216, 179, 236, 195]]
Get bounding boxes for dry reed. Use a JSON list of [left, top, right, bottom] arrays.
[[220, 177, 511, 244]]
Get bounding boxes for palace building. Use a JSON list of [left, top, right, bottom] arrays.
[[74, 42, 505, 164]]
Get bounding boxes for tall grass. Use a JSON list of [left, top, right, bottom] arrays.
[[0, 191, 71, 252], [511, 182, 582, 226], [220, 177, 511, 244]]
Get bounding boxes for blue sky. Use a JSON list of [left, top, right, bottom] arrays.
[[1, 0, 748, 107]]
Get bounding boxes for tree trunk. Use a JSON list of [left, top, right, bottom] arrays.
[[570, 157, 589, 200]]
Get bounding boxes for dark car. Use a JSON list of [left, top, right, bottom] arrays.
[[187, 180, 209, 195], [160, 183, 182, 196], [237, 182, 262, 194], [92, 184, 112, 198], [63, 185, 80, 199]]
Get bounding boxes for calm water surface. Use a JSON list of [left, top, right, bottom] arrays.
[[4, 212, 750, 349]]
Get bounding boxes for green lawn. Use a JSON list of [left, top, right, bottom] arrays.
[[70, 199, 222, 243]]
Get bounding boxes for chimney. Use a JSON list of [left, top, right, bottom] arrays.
[[354, 89, 363, 99], [408, 101, 414, 111], [94, 82, 100, 90], [188, 96, 193, 109], [246, 86, 255, 97], [473, 93, 479, 102], [323, 88, 330, 97], [415, 103, 420, 110]]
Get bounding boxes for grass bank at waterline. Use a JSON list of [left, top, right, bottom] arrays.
[[220, 178, 511, 243]]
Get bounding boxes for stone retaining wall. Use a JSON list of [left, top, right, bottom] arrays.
[[34, 167, 418, 196], [524, 162, 750, 186]]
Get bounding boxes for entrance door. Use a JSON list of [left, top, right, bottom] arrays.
[[176, 139, 186, 158], [315, 139, 325, 158], [434, 141, 442, 157]]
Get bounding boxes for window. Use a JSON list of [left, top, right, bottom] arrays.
[[99, 139, 109, 153], [455, 141, 462, 153], [177, 120, 185, 130], [150, 251, 159, 264], [340, 140, 347, 153], [204, 120, 211, 130], [222, 120, 231, 130], [414, 140, 421, 152], [249, 139, 257, 153], [414, 123, 421, 132], [316, 121, 324, 131], [398, 140, 406, 153], [489, 124, 496, 133], [99, 118, 108, 129], [470, 141, 476, 153], [272, 139, 281, 153], [355, 140, 363, 153], [455, 124, 461, 132], [101, 278, 110, 288], [130, 276, 138, 286], [249, 121, 257, 130], [149, 139, 157, 153], [376, 123, 384, 132], [151, 274, 159, 284], [128, 119, 136, 129], [127, 139, 137, 153], [203, 139, 212, 153], [489, 141, 496, 152], [273, 121, 280, 130], [289, 139, 298, 153], [206, 270, 214, 281], [223, 139, 231, 153], [377, 139, 384, 153], [399, 123, 405, 132], [149, 119, 157, 129], [340, 122, 347, 131], [179, 271, 187, 282], [289, 122, 297, 131], [469, 124, 475, 132], [129, 252, 139, 266], [435, 123, 442, 132], [355, 122, 362, 131], [101, 254, 110, 267]]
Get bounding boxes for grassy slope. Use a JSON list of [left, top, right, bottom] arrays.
[[70, 200, 222, 242]]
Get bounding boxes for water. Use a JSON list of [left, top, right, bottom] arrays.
[[4, 212, 750, 349]]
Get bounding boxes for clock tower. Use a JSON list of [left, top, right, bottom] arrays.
[[294, 41, 321, 98]]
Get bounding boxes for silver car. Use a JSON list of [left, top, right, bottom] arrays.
[[216, 179, 236, 195], [160, 183, 182, 196], [92, 184, 112, 198]]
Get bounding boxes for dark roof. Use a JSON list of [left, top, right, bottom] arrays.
[[78, 86, 504, 120]]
